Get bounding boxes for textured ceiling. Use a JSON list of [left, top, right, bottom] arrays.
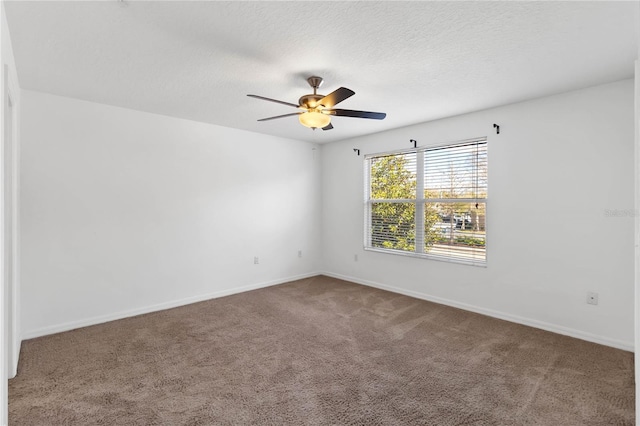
[[4, 1, 639, 143]]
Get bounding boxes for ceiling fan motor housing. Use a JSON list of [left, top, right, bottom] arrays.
[[299, 94, 324, 109]]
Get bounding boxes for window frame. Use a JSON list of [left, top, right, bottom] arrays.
[[363, 137, 488, 267]]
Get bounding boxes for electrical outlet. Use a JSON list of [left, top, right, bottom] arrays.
[[254, 256, 259, 265], [354, 254, 358, 262], [298, 250, 302, 258], [587, 292, 598, 305]]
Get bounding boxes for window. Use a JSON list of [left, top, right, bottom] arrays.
[[364, 139, 487, 266]]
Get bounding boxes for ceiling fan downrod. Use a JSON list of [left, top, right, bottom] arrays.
[[307, 76, 323, 95]]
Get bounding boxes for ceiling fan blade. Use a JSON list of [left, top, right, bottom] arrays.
[[247, 94, 300, 109], [328, 109, 386, 120], [318, 87, 355, 108], [257, 112, 303, 122], [322, 123, 334, 131]]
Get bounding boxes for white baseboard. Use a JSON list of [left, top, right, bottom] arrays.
[[21, 272, 320, 340], [319, 271, 634, 352], [22, 270, 634, 352]]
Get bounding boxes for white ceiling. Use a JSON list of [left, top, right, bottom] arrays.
[[4, 1, 639, 143]]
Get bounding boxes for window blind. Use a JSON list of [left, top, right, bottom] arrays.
[[365, 139, 487, 266]]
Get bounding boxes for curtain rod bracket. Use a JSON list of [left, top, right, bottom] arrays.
[[493, 124, 500, 134], [353, 148, 360, 156], [410, 139, 417, 148]]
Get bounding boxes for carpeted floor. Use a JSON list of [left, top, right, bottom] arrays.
[[9, 275, 635, 425]]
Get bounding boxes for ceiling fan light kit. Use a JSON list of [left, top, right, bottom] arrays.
[[299, 111, 331, 129], [248, 76, 386, 131]]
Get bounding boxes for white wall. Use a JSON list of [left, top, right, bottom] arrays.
[[631, 6, 639, 420], [18, 80, 635, 351], [2, 22, 19, 379], [0, 2, 21, 423], [20, 90, 321, 338], [321, 79, 635, 350]]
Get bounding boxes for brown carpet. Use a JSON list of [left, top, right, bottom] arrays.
[[9, 275, 635, 425]]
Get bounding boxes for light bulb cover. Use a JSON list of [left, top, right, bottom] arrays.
[[299, 111, 331, 129]]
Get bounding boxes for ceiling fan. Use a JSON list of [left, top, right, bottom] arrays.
[[247, 76, 386, 131]]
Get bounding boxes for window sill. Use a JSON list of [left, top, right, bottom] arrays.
[[363, 246, 487, 267]]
